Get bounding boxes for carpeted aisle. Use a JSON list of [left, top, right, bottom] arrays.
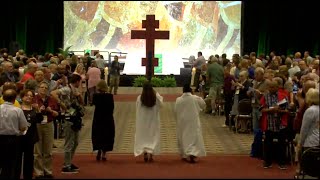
[[52, 153, 295, 179]]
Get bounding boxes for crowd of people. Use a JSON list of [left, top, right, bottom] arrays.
[[190, 50, 319, 173], [0, 47, 319, 179], [0, 48, 121, 178]]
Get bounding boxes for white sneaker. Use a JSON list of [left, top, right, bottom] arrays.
[[222, 124, 227, 127]]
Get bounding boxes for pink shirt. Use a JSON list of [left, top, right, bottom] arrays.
[[87, 67, 101, 88]]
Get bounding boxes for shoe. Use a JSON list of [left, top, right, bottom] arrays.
[[61, 166, 79, 174], [279, 165, 287, 170], [263, 162, 272, 169], [96, 150, 101, 161], [71, 164, 79, 171], [144, 153, 148, 162], [222, 124, 227, 127], [53, 144, 57, 148], [35, 175, 44, 179], [189, 155, 196, 163], [148, 154, 154, 162], [44, 174, 54, 179]]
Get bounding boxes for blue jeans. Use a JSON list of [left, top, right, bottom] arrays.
[[250, 107, 262, 157], [252, 107, 261, 131]]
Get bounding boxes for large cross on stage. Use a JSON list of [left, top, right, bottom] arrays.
[[131, 15, 170, 80]]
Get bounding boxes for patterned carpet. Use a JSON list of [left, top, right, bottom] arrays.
[[53, 87, 253, 155]]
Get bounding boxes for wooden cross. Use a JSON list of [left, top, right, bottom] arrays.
[[131, 15, 169, 79]]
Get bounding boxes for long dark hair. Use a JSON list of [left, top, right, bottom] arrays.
[[141, 81, 156, 107]]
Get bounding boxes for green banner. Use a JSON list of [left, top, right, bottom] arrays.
[[154, 54, 162, 74]]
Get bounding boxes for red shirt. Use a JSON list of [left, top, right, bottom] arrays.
[[20, 72, 35, 83], [33, 94, 59, 123]]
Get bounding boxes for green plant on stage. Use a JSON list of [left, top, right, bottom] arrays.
[[58, 45, 72, 59], [133, 76, 147, 87], [132, 76, 177, 87], [162, 76, 177, 87], [151, 77, 163, 87]]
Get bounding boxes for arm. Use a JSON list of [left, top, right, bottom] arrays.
[[18, 109, 28, 132], [50, 87, 68, 110], [156, 93, 164, 108], [195, 95, 206, 110], [300, 108, 314, 146]]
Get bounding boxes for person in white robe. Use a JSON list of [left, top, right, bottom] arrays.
[[175, 84, 206, 163], [134, 81, 163, 162]]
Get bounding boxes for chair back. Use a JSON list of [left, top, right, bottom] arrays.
[[301, 147, 320, 178], [238, 99, 252, 115]]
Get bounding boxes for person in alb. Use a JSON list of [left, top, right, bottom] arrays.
[[134, 81, 163, 162], [174, 84, 206, 163]]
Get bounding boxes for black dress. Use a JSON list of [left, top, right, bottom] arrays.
[[91, 92, 115, 152], [16, 108, 43, 179]]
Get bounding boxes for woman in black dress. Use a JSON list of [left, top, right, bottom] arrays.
[[17, 89, 43, 179], [92, 80, 115, 161]]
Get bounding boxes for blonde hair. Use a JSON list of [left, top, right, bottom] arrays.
[[306, 88, 319, 105], [239, 70, 248, 78]]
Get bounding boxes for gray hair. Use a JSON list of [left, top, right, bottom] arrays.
[[273, 77, 283, 88], [255, 67, 264, 74]]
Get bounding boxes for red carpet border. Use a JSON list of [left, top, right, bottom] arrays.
[[52, 153, 295, 179]]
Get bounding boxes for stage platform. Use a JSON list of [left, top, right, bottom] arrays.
[[117, 68, 192, 87]]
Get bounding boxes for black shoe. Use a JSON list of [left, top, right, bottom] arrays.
[[71, 164, 79, 171], [189, 155, 196, 163], [96, 150, 101, 161], [102, 157, 107, 161], [35, 175, 44, 179], [61, 166, 78, 174], [144, 153, 148, 162], [43, 174, 54, 179], [263, 162, 272, 169], [148, 154, 154, 162], [279, 164, 287, 170]]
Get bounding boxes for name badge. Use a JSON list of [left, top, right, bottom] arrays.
[[41, 115, 48, 124], [235, 89, 240, 95], [251, 97, 255, 103]]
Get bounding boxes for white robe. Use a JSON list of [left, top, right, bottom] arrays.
[[134, 92, 163, 156], [175, 93, 206, 158]]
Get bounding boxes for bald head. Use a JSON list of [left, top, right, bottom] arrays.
[[2, 61, 13, 72], [28, 62, 38, 74], [3, 89, 17, 103]]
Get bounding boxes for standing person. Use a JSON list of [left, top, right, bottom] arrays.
[[109, 55, 121, 95], [73, 64, 87, 103], [0, 89, 28, 179], [87, 61, 101, 105], [260, 80, 289, 170], [247, 67, 269, 158], [134, 81, 163, 162], [16, 89, 43, 179], [92, 80, 115, 161], [204, 56, 224, 114], [223, 65, 235, 127], [33, 82, 59, 178], [193, 52, 206, 92], [175, 84, 206, 163], [51, 74, 84, 173]]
